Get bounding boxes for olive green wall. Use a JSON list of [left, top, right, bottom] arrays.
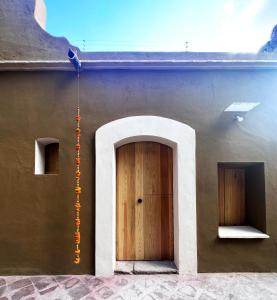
[[0, 69, 277, 275]]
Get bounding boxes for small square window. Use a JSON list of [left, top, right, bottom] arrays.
[[35, 138, 59, 175]]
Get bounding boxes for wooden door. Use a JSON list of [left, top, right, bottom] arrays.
[[116, 142, 173, 261], [218, 166, 246, 225]]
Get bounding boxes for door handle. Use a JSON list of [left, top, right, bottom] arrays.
[[137, 198, 143, 203]]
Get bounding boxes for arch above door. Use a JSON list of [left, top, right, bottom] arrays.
[[95, 116, 197, 276]]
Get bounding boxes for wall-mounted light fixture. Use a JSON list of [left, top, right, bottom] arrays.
[[224, 102, 260, 122], [234, 115, 244, 122]]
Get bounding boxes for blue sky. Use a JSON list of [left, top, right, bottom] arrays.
[[45, 0, 277, 52]]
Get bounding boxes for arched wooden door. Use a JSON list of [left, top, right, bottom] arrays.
[[116, 142, 173, 260]]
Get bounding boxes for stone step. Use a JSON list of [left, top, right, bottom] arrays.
[[115, 261, 178, 275]]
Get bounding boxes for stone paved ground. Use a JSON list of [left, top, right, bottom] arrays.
[[0, 273, 277, 300]]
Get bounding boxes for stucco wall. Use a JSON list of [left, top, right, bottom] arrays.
[[0, 69, 277, 274]]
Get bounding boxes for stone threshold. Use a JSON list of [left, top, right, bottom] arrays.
[[218, 226, 270, 239], [115, 261, 178, 275]]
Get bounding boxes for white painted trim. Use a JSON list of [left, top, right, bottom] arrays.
[[95, 116, 197, 276], [34, 137, 59, 175], [218, 226, 269, 239], [1, 60, 277, 71]]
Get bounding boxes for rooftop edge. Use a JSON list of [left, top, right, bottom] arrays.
[[1, 58, 277, 71]]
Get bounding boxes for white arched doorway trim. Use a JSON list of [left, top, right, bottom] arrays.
[[95, 116, 197, 275]]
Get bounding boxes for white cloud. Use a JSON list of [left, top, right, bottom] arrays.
[[223, 0, 235, 16], [213, 0, 268, 52]]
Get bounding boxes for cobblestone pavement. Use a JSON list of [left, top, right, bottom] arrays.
[[0, 273, 277, 300]]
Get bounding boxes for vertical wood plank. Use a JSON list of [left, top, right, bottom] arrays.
[[143, 142, 162, 260], [135, 142, 144, 260], [116, 143, 136, 260], [224, 168, 234, 225], [160, 144, 173, 259], [238, 169, 246, 224], [116, 146, 124, 260], [218, 166, 225, 225], [224, 168, 245, 225]]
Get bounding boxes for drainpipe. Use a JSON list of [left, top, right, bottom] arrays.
[[68, 48, 82, 71]]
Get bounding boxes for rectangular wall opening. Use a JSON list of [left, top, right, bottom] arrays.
[[35, 138, 59, 175], [218, 163, 268, 239]]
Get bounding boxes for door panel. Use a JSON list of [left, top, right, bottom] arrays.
[[218, 167, 246, 226], [116, 143, 136, 260], [116, 142, 173, 260]]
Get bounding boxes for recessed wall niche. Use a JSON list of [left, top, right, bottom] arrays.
[[35, 138, 59, 175], [218, 163, 268, 238]]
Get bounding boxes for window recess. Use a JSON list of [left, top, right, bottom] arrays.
[[35, 138, 59, 175], [218, 163, 269, 239]]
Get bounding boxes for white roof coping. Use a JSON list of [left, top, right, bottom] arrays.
[[1, 59, 277, 71]]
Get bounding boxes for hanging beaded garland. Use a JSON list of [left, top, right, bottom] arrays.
[[74, 72, 81, 264]]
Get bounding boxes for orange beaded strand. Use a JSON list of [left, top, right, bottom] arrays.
[[74, 72, 81, 265]]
